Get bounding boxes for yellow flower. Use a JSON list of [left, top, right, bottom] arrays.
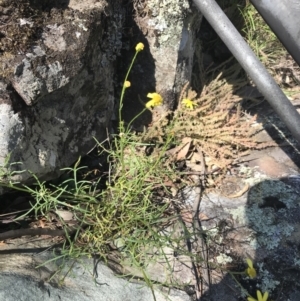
[[245, 258, 257, 279], [247, 290, 269, 301], [124, 80, 131, 88], [182, 98, 198, 110], [135, 42, 144, 52], [146, 92, 163, 109]]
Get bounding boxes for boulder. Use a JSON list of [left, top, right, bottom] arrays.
[[0, 237, 190, 301], [197, 175, 300, 300], [0, 0, 123, 184], [120, 0, 202, 125], [0, 0, 203, 298], [0, 0, 202, 186]]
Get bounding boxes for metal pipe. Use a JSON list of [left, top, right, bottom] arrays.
[[251, 0, 300, 67], [192, 0, 300, 144]]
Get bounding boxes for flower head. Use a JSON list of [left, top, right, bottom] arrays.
[[182, 98, 198, 110], [245, 258, 257, 279], [247, 290, 269, 301], [146, 92, 163, 109], [135, 42, 144, 52], [124, 80, 131, 88]]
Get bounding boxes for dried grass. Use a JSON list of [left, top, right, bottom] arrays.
[[142, 60, 274, 174]]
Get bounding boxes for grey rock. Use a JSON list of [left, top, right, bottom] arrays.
[[0, 0, 203, 187], [119, 0, 202, 126], [196, 174, 300, 300], [0, 238, 190, 301], [0, 0, 122, 184]]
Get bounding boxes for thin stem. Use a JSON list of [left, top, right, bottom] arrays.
[[119, 51, 139, 130], [228, 271, 251, 297], [118, 51, 139, 173], [126, 108, 147, 131]]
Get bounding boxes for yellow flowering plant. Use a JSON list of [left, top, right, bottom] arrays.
[[135, 42, 144, 52], [248, 290, 269, 301], [117, 42, 164, 171], [227, 258, 263, 301], [245, 258, 257, 278], [182, 98, 198, 110], [119, 42, 163, 130], [124, 80, 131, 88], [146, 93, 163, 109], [119, 42, 145, 126]]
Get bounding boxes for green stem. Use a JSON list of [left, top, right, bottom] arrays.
[[126, 108, 147, 131], [230, 271, 247, 275], [119, 51, 139, 131], [118, 50, 139, 173], [228, 271, 251, 297]]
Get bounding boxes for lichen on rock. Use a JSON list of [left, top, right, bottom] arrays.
[[129, 0, 202, 118], [146, 0, 191, 47], [226, 178, 299, 250], [0, 0, 123, 183]]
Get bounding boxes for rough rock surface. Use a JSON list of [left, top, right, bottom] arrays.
[[119, 0, 202, 126], [0, 0, 202, 186], [0, 237, 190, 301], [0, 0, 204, 299], [135, 0, 201, 106], [197, 172, 300, 300], [0, 0, 123, 184]]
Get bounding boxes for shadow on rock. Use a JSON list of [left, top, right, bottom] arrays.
[[198, 176, 300, 301]]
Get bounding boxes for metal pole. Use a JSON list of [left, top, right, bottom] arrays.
[[192, 0, 300, 144], [251, 0, 300, 67]]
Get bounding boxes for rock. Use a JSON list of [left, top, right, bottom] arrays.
[[119, 0, 202, 125], [137, 0, 201, 106], [0, 0, 203, 187], [0, 1, 203, 297], [110, 223, 195, 287], [0, 0, 123, 184], [0, 237, 190, 301], [197, 174, 300, 300]]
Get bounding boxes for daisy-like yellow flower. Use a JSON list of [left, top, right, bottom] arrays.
[[182, 98, 198, 110], [247, 290, 269, 301], [135, 42, 144, 52], [245, 258, 257, 279], [146, 92, 163, 109], [124, 80, 131, 88]]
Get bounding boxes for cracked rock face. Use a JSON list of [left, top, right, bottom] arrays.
[[118, 0, 202, 127], [0, 0, 123, 183], [0, 0, 202, 187]]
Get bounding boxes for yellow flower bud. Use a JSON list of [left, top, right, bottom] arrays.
[[245, 258, 257, 279], [135, 42, 144, 52], [124, 81, 131, 88], [247, 290, 269, 301], [182, 98, 198, 110]]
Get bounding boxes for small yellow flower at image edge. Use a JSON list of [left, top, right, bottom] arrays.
[[182, 98, 198, 110], [124, 81, 131, 88], [245, 258, 257, 279], [135, 42, 144, 52], [146, 92, 163, 109], [247, 290, 269, 301]]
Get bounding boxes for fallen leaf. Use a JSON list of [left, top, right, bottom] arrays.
[[198, 212, 209, 221], [176, 137, 192, 161], [39, 219, 45, 228], [189, 151, 203, 163], [186, 161, 203, 172], [180, 211, 209, 223]]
